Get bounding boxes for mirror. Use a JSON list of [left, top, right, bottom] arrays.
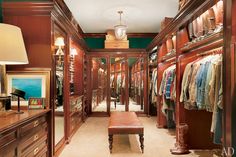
[[128, 57, 144, 112], [91, 57, 107, 112], [110, 57, 126, 111], [54, 34, 65, 146]]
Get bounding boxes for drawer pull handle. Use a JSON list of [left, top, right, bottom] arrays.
[[34, 147, 39, 155], [34, 120, 39, 127], [34, 134, 39, 141]]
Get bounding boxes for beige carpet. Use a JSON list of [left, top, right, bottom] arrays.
[[93, 99, 144, 112], [59, 117, 221, 157]]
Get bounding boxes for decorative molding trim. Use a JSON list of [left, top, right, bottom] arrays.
[[2, 2, 54, 15], [83, 33, 158, 38], [89, 48, 146, 53], [3, 1, 89, 51]]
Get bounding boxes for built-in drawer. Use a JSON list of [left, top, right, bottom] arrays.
[[70, 112, 83, 133], [20, 116, 46, 137], [21, 134, 47, 157], [35, 145, 47, 157], [19, 123, 47, 153], [0, 139, 17, 157], [70, 116, 76, 132], [0, 130, 17, 148]]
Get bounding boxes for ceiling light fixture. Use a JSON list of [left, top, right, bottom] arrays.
[[114, 11, 127, 40]]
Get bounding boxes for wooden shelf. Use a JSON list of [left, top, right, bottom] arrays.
[[180, 31, 223, 53], [159, 51, 176, 62]]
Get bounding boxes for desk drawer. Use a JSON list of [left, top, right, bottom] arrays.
[[19, 123, 47, 153], [36, 145, 47, 157], [21, 135, 47, 157], [0, 139, 17, 157], [20, 116, 46, 136], [0, 130, 17, 148]]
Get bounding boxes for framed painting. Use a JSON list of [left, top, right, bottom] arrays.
[[6, 71, 50, 108], [28, 97, 46, 109]]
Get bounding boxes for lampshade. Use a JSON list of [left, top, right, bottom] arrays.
[[114, 11, 127, 40], [55, 37, 65, 47], [114, 24, 127, 40], [0, 23, 28, 65], [70, 48, 78, 56]]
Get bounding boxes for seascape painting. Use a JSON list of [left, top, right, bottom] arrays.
[[12, 78, 42, 100], [6, 71, 49, 106]]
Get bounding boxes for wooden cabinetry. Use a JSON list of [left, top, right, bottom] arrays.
[[0, 110, 51, 157], [69, 95, 83, 137], [0, 130, 17, 157], [110, 59, 126, 105], [131, 59, 144, 108], [2, 1, 87, 156], [83, 55, 88, 118], [147, 0, 226, 154]]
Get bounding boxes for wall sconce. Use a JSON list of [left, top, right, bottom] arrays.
[[70, 48, 78, 58], [0, 23, 28, 115], [54, 37, 65, 65]]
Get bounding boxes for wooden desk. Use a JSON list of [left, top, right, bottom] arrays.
[[108, 112, 144, 153], [0, 110, 51, 156]]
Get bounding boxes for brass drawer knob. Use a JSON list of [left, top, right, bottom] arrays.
[[34, 147, 39, 155], [34, 134, 39, 141], [34, 120, 39, 127]]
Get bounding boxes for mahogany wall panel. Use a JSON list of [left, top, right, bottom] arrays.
[[185, 110, 220, 149], [177, 28, 189, 55], [71, 39, 84, 95], [4, 16, 52, 70], [158, 43, 167, 62]]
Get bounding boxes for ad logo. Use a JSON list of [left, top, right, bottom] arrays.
[[222, 147, 235, 156]]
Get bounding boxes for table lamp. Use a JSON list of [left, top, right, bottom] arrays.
[[0, 23, 29, 113]]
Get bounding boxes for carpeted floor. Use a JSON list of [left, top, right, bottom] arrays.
[[93, 99, 144, 112], [59, 117, 221, 157]]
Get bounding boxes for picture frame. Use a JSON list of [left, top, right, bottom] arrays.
[[6, 71, 50, 108], [28, 97, 46, 109]]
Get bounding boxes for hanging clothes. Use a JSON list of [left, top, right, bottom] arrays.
[[179, 53, 223, 144], [180, 54, 222, 111], [56, 71, 63, 96], [159, 65, 176, 103], [150, 69, 158, 104], [110, 74, 114, 88], [159, 64, 176, 128], [116, 73, 122, 94]]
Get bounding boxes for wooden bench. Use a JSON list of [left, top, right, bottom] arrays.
[[108, 112, 144, 153]]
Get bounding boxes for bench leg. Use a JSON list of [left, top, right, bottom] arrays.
[[139, 134, 144, 153], [109, 135, 113, 153]]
